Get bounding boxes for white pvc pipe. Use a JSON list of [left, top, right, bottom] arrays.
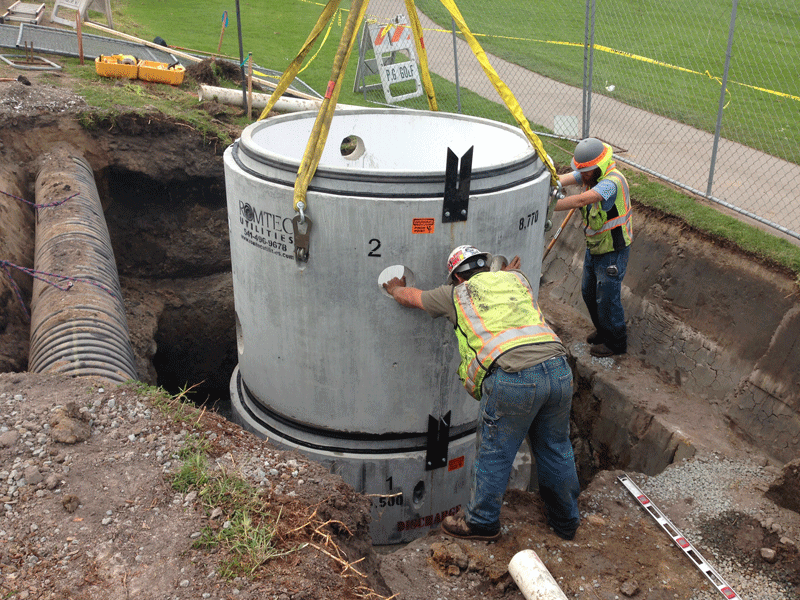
[[508, 549, 569, 600], [198, 84, 360, 114]]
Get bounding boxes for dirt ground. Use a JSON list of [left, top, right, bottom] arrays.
[[0, 56, 799, 600]]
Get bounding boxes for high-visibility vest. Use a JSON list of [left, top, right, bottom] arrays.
[[452, 271, 560, 400], [580, 168, 633, 255]]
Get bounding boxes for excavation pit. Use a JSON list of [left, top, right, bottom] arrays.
[[0, 101, 797, 485], [0, 84, 798, 595], [2, 121, 794, 489]]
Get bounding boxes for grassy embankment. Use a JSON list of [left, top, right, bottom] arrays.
[[68, 0, 800, 279]]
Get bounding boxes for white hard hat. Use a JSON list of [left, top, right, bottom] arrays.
[[446, 245, 490, 284]]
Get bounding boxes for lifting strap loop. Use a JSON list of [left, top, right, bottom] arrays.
[[437, 0, 558, 187], [404, 0, 438, 111], [292, 0, 369, 214]]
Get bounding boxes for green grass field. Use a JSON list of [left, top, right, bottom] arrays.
[[109, 0, 800, 278], [413, 0, 799, 165], [117, 0, 799, 165]]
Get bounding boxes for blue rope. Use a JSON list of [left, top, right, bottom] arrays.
[[1, 260, 120, 322], [0, 188, 78, 208]]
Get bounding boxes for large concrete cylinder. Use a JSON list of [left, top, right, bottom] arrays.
[[224, 108, 552, 544]]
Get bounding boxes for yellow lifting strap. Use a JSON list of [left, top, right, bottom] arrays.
[[404, 0, 438, 111], [255, 0, 341, 122], [292, 0, 370, 214], [437, 0, 558, 186]]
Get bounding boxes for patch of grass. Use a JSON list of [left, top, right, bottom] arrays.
[[413, 0, 800, 165], [626, 171, 800, 279], [172, 449, 211, 491], [126, 380, 202, 425], [172, 448, 300, 578], [200, 509, 296, 578], [65, 55, 247, 146], [178, 432, 212, 459]]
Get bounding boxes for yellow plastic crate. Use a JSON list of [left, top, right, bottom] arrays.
[[95, 54, 139, 79], [137, 60, 185, 86]]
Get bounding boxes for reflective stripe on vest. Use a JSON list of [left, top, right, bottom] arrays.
[[581, 169, 633, 253], [452, 271, 560, 400]]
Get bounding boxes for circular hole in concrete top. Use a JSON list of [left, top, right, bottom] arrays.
[[491, 254, 508, 271], [378, 265, 417, 298], [340, 135, 365, 160]]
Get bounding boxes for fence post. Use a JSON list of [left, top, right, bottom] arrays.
[[707, 0, 739, 197], [451, 17, 462, 113], [581, 0, 597, 139], [235, 0, 247, 108]]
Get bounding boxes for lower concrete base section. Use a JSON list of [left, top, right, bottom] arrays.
[[229, 366, 476, 545]]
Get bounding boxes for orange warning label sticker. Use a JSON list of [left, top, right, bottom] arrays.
[[448, 456, 465, 471], [412, 218, 435, 234]]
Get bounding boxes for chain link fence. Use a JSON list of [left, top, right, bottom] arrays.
[[360, 0, 800, 242]]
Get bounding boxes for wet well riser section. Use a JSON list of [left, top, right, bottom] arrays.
[[225, 109, 553, 543]]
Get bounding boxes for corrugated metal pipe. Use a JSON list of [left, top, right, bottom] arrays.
[[29, 148, 138, 383]]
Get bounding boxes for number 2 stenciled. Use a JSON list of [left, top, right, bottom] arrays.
[[368, 238, 382, 257]]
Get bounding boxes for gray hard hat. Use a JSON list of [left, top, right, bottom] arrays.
[[571, 138, 607, 172]]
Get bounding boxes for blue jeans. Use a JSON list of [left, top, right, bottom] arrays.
[[467, 355, 580, 538], [582, 245, 629, 352]]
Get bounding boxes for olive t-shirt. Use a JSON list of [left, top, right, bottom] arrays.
[[419, 273, 566, 372]]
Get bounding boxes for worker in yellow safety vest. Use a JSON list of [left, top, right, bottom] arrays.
[[555, 138, 633, 357], [383, 245, 580, 542]]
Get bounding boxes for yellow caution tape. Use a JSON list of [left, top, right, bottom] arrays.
[[292, 0, 797, 105], [437, 0, 558, 186], [298, 8, 339, 75], [704, 70, 731, 109], [256, 0, 341, 122], [395, 17, 798, 105]]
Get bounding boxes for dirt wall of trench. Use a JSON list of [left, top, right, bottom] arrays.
[[542, 200, 800, 464], [0, 112, 232, 389], [1, 109, 798, 466]]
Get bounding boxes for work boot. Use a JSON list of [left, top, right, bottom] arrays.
[[586, 330, 603, 345], [547, 517, 577, 541], [441, 512, 500, 542], [589, 343, 625, 358]]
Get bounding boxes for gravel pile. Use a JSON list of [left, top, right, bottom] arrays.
[[637, 454, 798, 600], [0, 377, 380, 600]]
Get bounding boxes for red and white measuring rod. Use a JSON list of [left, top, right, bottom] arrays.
[[617, 473, 742, 600]]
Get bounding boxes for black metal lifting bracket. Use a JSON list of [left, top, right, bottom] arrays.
[[425, 410, 451, 470], [442, 146, 473, 223]]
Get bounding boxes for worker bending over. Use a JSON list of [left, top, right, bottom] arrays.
[[383, 246, 581, 541]]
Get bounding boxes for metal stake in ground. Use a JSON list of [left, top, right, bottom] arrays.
[[234, 0, 246, 108], [617, 473, 742, 600]]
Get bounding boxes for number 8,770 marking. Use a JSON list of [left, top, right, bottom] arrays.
[[519, 211, 539, 230]]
